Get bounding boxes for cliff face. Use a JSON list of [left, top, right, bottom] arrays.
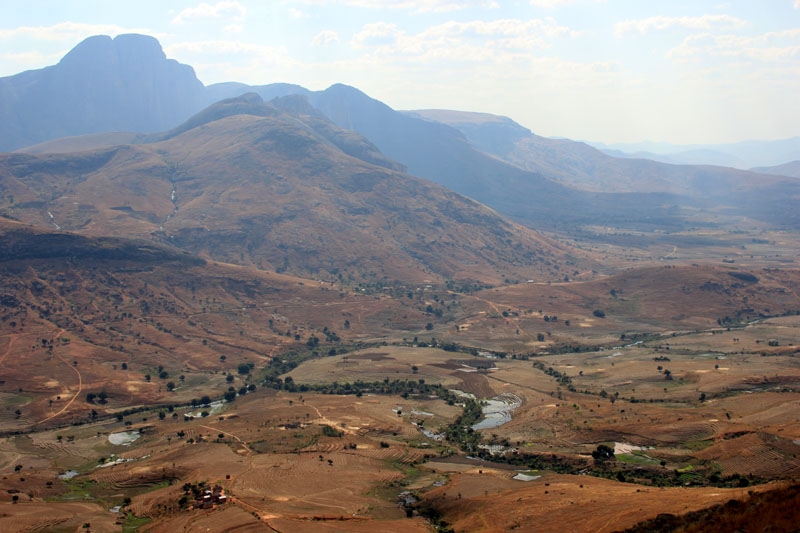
[[0, 34, 206, 151]]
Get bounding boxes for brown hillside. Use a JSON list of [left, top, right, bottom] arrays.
[[0, 96, 590, 285], [477, 264, 800, 333], [0, 220, 443, 428]]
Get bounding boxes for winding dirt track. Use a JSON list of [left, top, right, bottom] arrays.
[[35, 329, 83, 425]]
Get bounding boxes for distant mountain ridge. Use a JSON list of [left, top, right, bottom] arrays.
[[590, 138, 800, 169]]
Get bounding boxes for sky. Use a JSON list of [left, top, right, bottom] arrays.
[[0, 0, 798, 144]]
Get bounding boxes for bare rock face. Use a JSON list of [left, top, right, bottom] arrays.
[[0, 34, 206, 151]]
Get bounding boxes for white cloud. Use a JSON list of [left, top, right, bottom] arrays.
[[312, 30, 340, 46], [796, 0, 800, 9], [290, 8, 311, 18], [528, 0, 604, 8], [667, 28, 800, 62], [164, 39, 299, 84], [171, 1, 247, 24], [350, 22, 403, 49], [615, 14, 747, 37], [0, 21, 159, 42], [167, 39, 286, 57], [0, 50, 63, 69], [351, 18, 571, 61], [299, 0, 498, 13], [224, 24, 244, 34]]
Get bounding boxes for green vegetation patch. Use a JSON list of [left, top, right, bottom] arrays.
[[0, 392, 32, 408], [53, 477, 108, 502], [122, 513, 151, 532], [683, 439, 713, 451], [616, 452, 659, 465]]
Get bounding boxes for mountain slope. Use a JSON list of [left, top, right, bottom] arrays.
[[0, 95, 585, 285], [0, 217, 456, 427], [300, 85, 707, 230]]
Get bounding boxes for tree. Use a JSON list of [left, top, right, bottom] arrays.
[[237, 363, 251, 375], [166, 381, 176, 391], [425, 323, 433, 331], [593, 309, 606, 318], [592, 444, 615, 463]]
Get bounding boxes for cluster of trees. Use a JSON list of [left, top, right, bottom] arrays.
[[85, 391, 109, 404], [443, 399, 483, 453], [532, 361, 574, 390], [265, 376, 457, 403]]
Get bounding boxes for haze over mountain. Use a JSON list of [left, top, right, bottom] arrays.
[[590, 138, 800, 170], [4, 34, 800, 235], [409, 108, 789, 194], [402, 109, 800, 229]]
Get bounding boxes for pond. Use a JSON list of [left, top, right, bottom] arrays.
[[472, 393, 522, 430], [108, 431, 141, 446], [513, 472, 541, 481]]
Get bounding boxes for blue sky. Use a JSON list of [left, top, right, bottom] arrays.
[[1, 0, 798, 144]]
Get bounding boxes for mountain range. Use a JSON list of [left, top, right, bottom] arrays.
[[591, 138, 800, 170], [3, 33, 800, 242], [1, 92, 585, 285]]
